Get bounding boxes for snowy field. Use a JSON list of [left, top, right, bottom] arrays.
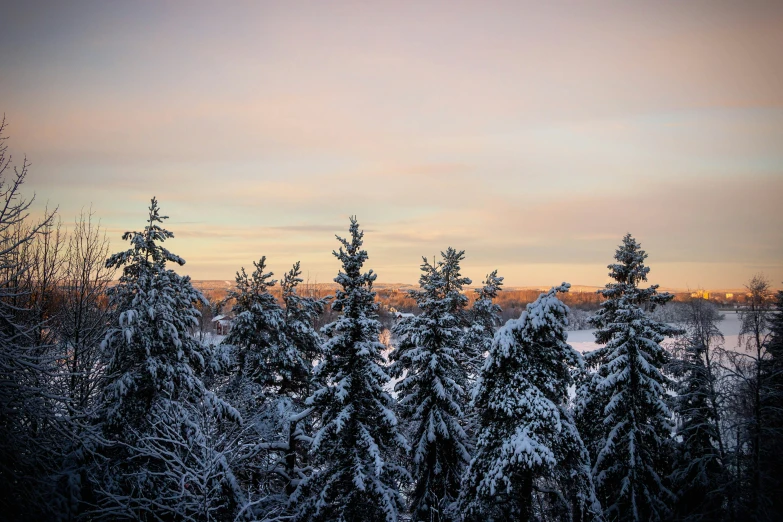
[[567, 310, 743, 353]]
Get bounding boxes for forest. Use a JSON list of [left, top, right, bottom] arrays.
[[1, 120, 782, 522]]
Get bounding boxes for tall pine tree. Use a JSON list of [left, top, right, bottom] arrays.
[[575, 234, 678, 522], [223, 257, 292, 405], [461, 284, 601, 521], [279, 261, 328, 498], [221, 258, 328, 514], [389, 251, 473, 521], [94, 197, 240, 519], [296, 217, 408, 522], [281, 260, 327, 397], [438, 248, 472, 326], [462, 270, 504, 377]]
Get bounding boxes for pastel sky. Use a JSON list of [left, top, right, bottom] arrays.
[[2, 1, 782, 289]]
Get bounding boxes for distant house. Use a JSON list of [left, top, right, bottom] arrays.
[[394, 311, 415, 321], [211, 314, 232, 335]]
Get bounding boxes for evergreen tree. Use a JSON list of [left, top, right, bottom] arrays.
[[438, 247, 472, 325], [221, 259, 328, 514], [461, 284, 601, 521], [279, 261, 328, 497], [462, 270, 503, 376], [575, 234, 678, 522], [93, 197, 240, 519], [223, 257, 293, 403], [669, 298, 729, 520], [219, 257, 289, 512], [281, 260, 327, 396], [296, 217, 409, 522], [389, 252, 473, 521]]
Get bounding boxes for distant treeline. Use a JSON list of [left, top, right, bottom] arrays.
[[192, 282, 774, 335]]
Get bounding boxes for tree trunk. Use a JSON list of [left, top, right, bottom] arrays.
[[518, 471, 533, 522], [285, 420, 297, 496]]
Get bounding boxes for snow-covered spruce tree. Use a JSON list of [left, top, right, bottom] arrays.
[[93, 197, 240, 519], [295, 217, 409, 522], [223, 257, 293, 404], [575, 234, 679, 522], [221, 259, 328, 518], [460, 284, 601, 522], [462, 270, 504, 377], [279, 261, 328, 495], [389, 253, 473, 521], [281, 260, 328, 397], [438, 247, 472, 325], [220, 257, 289, 512], [669, 298, 729, 520]]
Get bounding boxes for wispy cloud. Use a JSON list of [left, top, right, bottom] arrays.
[[2, 1, 781, 288]]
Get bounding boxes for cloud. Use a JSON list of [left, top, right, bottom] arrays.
[[4, 1, 782, 288]]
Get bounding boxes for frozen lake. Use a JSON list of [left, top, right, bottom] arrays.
[[567, 310, 744, 353]]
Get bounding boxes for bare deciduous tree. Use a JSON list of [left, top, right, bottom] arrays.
[[735, 275, 774, 519], [57, 208, 114, 411], [0, 115, 61, 518]]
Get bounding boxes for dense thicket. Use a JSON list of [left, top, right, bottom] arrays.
[[1, 122, 781, 521]]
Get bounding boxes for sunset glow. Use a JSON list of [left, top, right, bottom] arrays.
[[2, 1, 781, 287]]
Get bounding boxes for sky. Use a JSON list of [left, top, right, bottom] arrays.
[[1, 1, 781, 289]]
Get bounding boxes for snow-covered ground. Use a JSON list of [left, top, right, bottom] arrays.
[[566, 310, 743, 353]]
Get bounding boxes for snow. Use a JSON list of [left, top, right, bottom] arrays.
[[568, 310, 742, 353]]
